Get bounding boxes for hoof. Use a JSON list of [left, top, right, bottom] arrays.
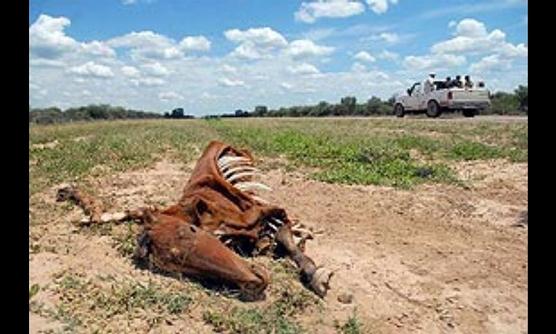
[[309, 267, 333, 298]]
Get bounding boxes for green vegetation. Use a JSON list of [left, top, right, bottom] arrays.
[[31, 273, 194, 332], [28, 117, 527, 333], [29, 104, 163, 124], [335, 312, 364, 334], [211, 85, 527, 118], [202, 261, 321, 334], [29, 120, 215, 194], [29, 118, 527, 195], [29, 283, 40, 300]]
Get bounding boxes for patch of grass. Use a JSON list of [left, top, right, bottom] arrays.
[[202, 259, 320, 334], [203, 288, 318, 334], [448, 141, 505, 161], [335, 312, 364, 334], [46, 273, 193, 332], [209, 122, 459, 188], [112, 223, 140, 257], [393, 135, 441, 158], [29, 283, 40, 300], [30, 118, 527, 191], [29, 120, 217, 195]]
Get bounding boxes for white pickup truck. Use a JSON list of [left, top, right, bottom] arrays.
[[393, 81, 491, 118]]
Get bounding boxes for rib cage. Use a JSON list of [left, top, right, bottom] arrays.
[[216, 152, 285, 247]]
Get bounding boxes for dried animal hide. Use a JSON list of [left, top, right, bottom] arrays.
[[57, 140, 332, 300]]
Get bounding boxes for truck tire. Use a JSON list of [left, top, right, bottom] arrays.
[[394, 104, 405, 117], [462, 109, 476, 118], [426, 100, 442, 118]]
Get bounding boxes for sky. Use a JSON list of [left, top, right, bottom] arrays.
[[29, 0, 528, 115]]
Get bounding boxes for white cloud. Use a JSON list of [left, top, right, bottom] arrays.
[[366, 0, 399, 14], [431, 18, 528, 58], [295, 0, 365, 24], [448, 20, 457, 28], [469, 54, 512, 73], [225, 27, 288, 60], [158, 91, 183, 100], [455, 18, 487, 37], [351, 62, 367, 72], [403, 54, 466, 70], [280, 82, 293, 90], [30, 58, 65, 68], [301, 28, 337, 41], [141, 62, 170, 77], [68, 61, 114, 78], [378, 32, 399, 43], [377, 50, 399, 61], [229, 42, 266, 60], [225, 27, 287, 48], [218, 78, 246, 87], [179, 36, 211, 51], [354, 51, 376, 62], [288, 63, 320, 75], [81, 41, 116, 57], [363, 31, 402, 45], [107, 31, 183, 60], [286, 39, 334, 58], [419, 1, 525, 20], [130, 77, 165, 87], [121, 66, 141, 78], [221, 64, 238, 74], [108, 31, 171, 49], [29, 14, 79, 59]]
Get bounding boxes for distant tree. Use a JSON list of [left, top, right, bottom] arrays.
[[253, 105, 268, 117], [311, 101, 329, 117], [234, 109, 249, 117], [171, 108, 185, 118], [386, 95, 396, 106], [489, 92, 520, 115], [340, 96, 357, 115], [514, 85, 528, 112], [366, 96, 383, 115]]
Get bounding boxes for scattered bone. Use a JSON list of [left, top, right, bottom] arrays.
[[100, 212, 128, 223], [223, 166, 258, 179], [227, 172, 255, 184], [218, 156, 251, 171], [270, 218, 285, 227], [236, 182, 272, 193], [267, 222, 278, 232], [251, 195, 269, 205]]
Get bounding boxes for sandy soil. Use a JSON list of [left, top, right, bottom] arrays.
[[29, 158, 527, 333]]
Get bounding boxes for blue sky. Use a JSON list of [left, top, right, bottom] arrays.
[[29, 0, 528, 115]]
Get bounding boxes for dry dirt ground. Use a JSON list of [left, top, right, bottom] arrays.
[[29, 157, 527, 333]]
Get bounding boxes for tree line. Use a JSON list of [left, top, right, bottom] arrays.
[[29, 85, 527, 123], [207, 85, 527, 118], [29, 104, 163, 124]]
